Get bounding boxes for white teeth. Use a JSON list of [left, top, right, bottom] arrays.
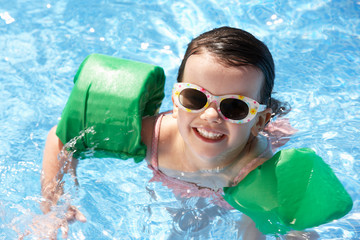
[[197, 128, 224, 140]]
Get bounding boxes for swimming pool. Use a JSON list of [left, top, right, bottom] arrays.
[[1, 0, 359, 239]]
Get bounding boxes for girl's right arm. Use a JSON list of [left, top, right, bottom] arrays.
[[41, 125, 69, 213], [40, 126, 86, 237], [42, 115, 158, 209], [41, 126, 84, 215]]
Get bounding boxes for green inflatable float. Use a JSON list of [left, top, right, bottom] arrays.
[[56, 54, 353, 235], [56, 53, 165, 162], [223, 148, 353, 234]]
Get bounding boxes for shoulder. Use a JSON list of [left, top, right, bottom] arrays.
[[141, 115, 156, 149], [158, 114, 178, 140], [141, 113, 179, 161], [157, 114, 183, 169], [141, 113, 177, 146]]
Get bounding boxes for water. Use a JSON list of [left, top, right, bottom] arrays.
[[1, 0, 359, 239]]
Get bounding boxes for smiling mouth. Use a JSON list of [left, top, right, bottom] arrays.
[[195, 128, 225, 141]]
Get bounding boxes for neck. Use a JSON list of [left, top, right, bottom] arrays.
[[181, 136, 256, 172]]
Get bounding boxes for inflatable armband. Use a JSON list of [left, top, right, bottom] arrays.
[[56, 54, 165, 162], [223, 148, 353, 234]]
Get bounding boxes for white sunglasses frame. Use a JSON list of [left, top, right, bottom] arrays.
[[172, 83, 267, 124]]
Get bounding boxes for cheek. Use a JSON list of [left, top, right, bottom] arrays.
[[181, 111, 198, 125], [177, 111, 192, 131], [228, 124, 253, 144]]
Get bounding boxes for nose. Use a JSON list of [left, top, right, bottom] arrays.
[[200, 102, 222, 123]]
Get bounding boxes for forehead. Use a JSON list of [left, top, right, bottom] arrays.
[[183, 53, 264, 100]]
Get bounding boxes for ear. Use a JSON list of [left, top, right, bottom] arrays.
[[172, 95, 179, 119], [251, 108, 272, 136]]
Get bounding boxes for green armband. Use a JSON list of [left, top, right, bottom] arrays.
[[223, 148, 353, 235], [56, 54, 165, 162]]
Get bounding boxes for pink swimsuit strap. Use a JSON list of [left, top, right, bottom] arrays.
[[150, 112, 169, 170]]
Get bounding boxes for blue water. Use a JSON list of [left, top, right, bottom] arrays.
[[1, 0, 359, 239]]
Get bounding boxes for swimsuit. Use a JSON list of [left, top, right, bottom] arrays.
[[147, 112, 272, 209]]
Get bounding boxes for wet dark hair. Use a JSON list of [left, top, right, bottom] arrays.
[[177, 26, 290, 118]]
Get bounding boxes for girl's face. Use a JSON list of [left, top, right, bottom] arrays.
[[173, 52, 270, 168]]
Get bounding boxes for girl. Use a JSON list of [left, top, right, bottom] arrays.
[[142, 26, 288, 203], [40, 27, 305, 237]]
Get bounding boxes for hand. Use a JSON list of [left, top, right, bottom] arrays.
[[60, 205, 87, 238], [20, 205, 86, 239]]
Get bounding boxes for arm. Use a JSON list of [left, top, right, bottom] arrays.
[[41, 125, 85, 217], [39, 126, 85, 238], [141, 116, 156, 161], [41, 125, 74, 213]]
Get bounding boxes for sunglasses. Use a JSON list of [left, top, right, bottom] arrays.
[[173, 83, 267, 124]]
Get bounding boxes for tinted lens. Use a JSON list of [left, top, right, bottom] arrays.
[[220, 99, 249, 120], [179, 88, 208, 110]]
